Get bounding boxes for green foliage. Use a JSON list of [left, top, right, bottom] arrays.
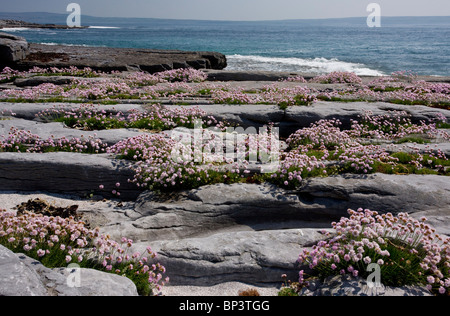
[[297, 209, 450, 296]]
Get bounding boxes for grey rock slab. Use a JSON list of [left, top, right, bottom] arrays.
[[167, 102, 449, 138], [299, 173, 450, 215], [52, 267, 139, 296], [0, 117, 146, 145], [14, 76, 75, 87], [94, 173, 450, 244], [0, 102, 147, 121], [130, 183, 335, 241], [410, 209, 450, 237], [1, 100, 448, 139], [381, 141, 450, 157], [0, 32, 29, 63], [136, 228, 328, 286], [0, 152, 142, 200], [13, 44, 226, 73], [284, 101, 450, 132], [300, 275, 432, 297], [166, 103, 286, 130], [0, 244, 49, 296], [0, 245, 138, 296], [161, 282, 279, 297], [204, 70, 317, 82], [143, 174, 448, 239]]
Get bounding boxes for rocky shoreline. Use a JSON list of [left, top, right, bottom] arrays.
[[0, 36, 449, 296], [0, 32, 227, 72]]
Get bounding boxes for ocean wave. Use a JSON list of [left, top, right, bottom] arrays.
[[39, 42, 105, 47], [0, 27, 32, 32], [226, 54, 384, 76]]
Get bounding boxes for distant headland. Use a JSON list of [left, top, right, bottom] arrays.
[[0, 19, 87, 30]]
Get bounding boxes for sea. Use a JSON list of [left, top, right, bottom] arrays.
[[0, 13, 449, 76]]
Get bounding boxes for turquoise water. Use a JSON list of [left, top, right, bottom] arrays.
[[1, 13, 449, 76]]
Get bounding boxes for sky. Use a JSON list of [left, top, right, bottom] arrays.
[[1, 0, 450, 21]]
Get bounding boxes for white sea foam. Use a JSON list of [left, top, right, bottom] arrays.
[[226, 54, 384, 76], [0, 27, 31, 32], [88, 26, 120, 29], [39, 42, 105, 48]]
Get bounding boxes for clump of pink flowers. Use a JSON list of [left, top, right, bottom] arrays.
[[155, 68, 208, 83], [37, 103, 218, 132], [1, 66, 449, 108], [113, 123, 282, 191], [211, 84, 317, 107], [107, 133, 175, 161], [259, 111, 450, 190], [0, 127, 107, 154], [1, 83, 65, 101], [310, 72, 363, 84], [297, 208, 450, 296], [349, 110, 449, 141], [0, 209, 168, 295], [128, 127, 254, 191], [281, 76, 308, 83]]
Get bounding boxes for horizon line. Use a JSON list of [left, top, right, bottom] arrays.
[[1, 11, 450, 23]]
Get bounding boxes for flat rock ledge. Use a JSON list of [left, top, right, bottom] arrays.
[[79, 175, 450, 286], [299, 275, 431, 296], [1, 171, 448, 294], [1, 78, 449, 295], [0, 33, 227, 73], [0, 245, 138, 296], [0, 152, 142, 200], [1, 100, 449, 140]]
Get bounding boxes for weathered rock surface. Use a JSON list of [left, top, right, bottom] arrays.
[[0, 73, 449, 294], [284, 101, 450, 131], [74, 174, 449, 286], [0, 117, 147, 146], [216, 102, 448, 136], [0, 102, 146, 121], [14, 76, 75, 87], [166, 101, 450, 137], [0, 32, 29, 63], [299, 275, 432, 296], [7, 43, 227, 73], [1, 99, 448, 138], [88, 175, 450, 242], [145, 229, 327, 286], [204, 70, 316, 82], [298, 174, 450, 218], [97, 183, 334, 242], [1, 167, 449, 290], [0, 152, 142, 200], [0, 245, 138, 296]]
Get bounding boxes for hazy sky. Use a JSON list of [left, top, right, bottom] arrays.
[[2, 0, 450, 20]]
